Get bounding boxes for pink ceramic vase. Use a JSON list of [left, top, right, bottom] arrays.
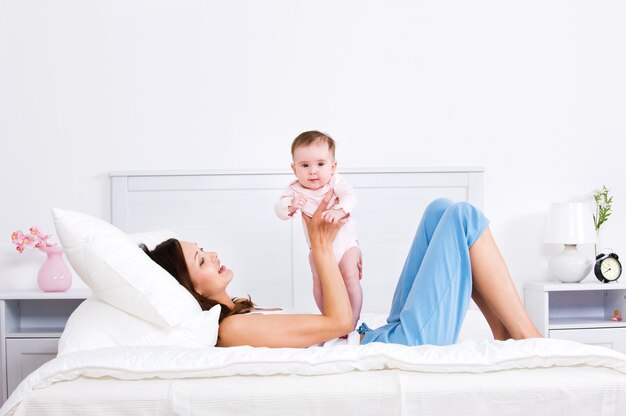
[[37, 245, 72, 292]]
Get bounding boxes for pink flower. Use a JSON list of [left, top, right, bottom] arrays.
[[10, 226, 56, 253]]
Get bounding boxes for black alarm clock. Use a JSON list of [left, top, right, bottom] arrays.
[[594, 252, 622, 283]]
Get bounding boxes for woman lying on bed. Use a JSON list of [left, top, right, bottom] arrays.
[[142, 191, 541, 348]]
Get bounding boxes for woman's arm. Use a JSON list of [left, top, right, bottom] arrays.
[[218, 190, 354, 348]]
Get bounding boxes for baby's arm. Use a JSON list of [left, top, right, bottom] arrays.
[[332, 177, 357, 214], [338, 247, 363, 328], [275, 186, 308, 220], [323, 176, 357, 223], [290, 194, 308, 214], [275, 187, 296, 220]]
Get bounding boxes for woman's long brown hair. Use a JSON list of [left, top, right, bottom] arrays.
[[140, 238, 254, 322]]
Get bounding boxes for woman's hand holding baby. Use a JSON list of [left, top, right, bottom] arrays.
[[302, 190, 343, 251]]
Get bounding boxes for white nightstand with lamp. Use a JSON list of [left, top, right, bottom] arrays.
[[524, 201, 625, 354]]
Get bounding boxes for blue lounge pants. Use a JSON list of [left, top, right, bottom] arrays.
[[360, 198, 489, 346]]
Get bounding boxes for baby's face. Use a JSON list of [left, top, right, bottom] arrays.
[[291, 141, 336, 190]]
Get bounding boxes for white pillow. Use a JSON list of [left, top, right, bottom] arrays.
[[59, 297, 220, 354], [52, 208, 203, 328]]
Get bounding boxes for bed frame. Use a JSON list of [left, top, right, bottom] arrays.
[[4, 167, 626, 416], [110, 167, 483, 313]]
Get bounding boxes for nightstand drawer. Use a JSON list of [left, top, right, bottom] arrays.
[[549, 328, 626, 353], [5, 338, 59, 396]]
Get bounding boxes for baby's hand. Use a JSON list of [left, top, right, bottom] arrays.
[[288, 194, 308, 215], [322, 209, 348, 224]]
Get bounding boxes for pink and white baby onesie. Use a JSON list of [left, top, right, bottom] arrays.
[[275, 173, 358, 261]]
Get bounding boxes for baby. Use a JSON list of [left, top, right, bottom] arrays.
[[275, 131, 362, 328]]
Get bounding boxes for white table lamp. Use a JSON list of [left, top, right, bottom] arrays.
[[544, 202, 597, 283]]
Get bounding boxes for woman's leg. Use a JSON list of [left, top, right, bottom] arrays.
[[471, 287, 511, 340], [386, 198, 454, 324], [469, 228, 541, 339], [363, 201, 488, 346]]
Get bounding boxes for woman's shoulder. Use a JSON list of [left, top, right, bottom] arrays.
[[215, 309, 297, 347], [218, 308, 286, 331]]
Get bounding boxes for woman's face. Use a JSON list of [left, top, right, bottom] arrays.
[[180, 241, 233, 298]]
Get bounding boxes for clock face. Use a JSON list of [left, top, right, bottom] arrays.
[[600, 257, 622, 281]]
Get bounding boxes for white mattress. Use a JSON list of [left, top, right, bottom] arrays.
[[3, 336, 626, 415], [10, 366, 626, 416]]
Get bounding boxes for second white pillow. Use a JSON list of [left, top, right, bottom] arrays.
[[59, 297, 220, 354], [52, 208, 201, 328]]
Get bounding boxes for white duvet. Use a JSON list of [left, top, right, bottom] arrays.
[[3, 337, 626, 415]]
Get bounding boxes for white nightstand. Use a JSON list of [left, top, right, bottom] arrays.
[[524, 281, 626, 354], [0, 289, 91, 403]]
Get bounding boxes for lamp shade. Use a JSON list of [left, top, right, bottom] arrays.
[[544, 202, 597, 245]]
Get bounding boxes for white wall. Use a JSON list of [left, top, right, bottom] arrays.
[[1, 1, 625, 294]]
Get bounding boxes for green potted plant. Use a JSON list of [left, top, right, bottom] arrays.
[[593, 185, 613, 257]]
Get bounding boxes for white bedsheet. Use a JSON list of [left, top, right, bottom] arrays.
[[3, 338, 626, 415]]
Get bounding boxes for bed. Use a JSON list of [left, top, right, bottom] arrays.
[[1, 167, 626, 416]]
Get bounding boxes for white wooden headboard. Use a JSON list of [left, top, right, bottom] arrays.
[[111, 167, 484, 314]]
